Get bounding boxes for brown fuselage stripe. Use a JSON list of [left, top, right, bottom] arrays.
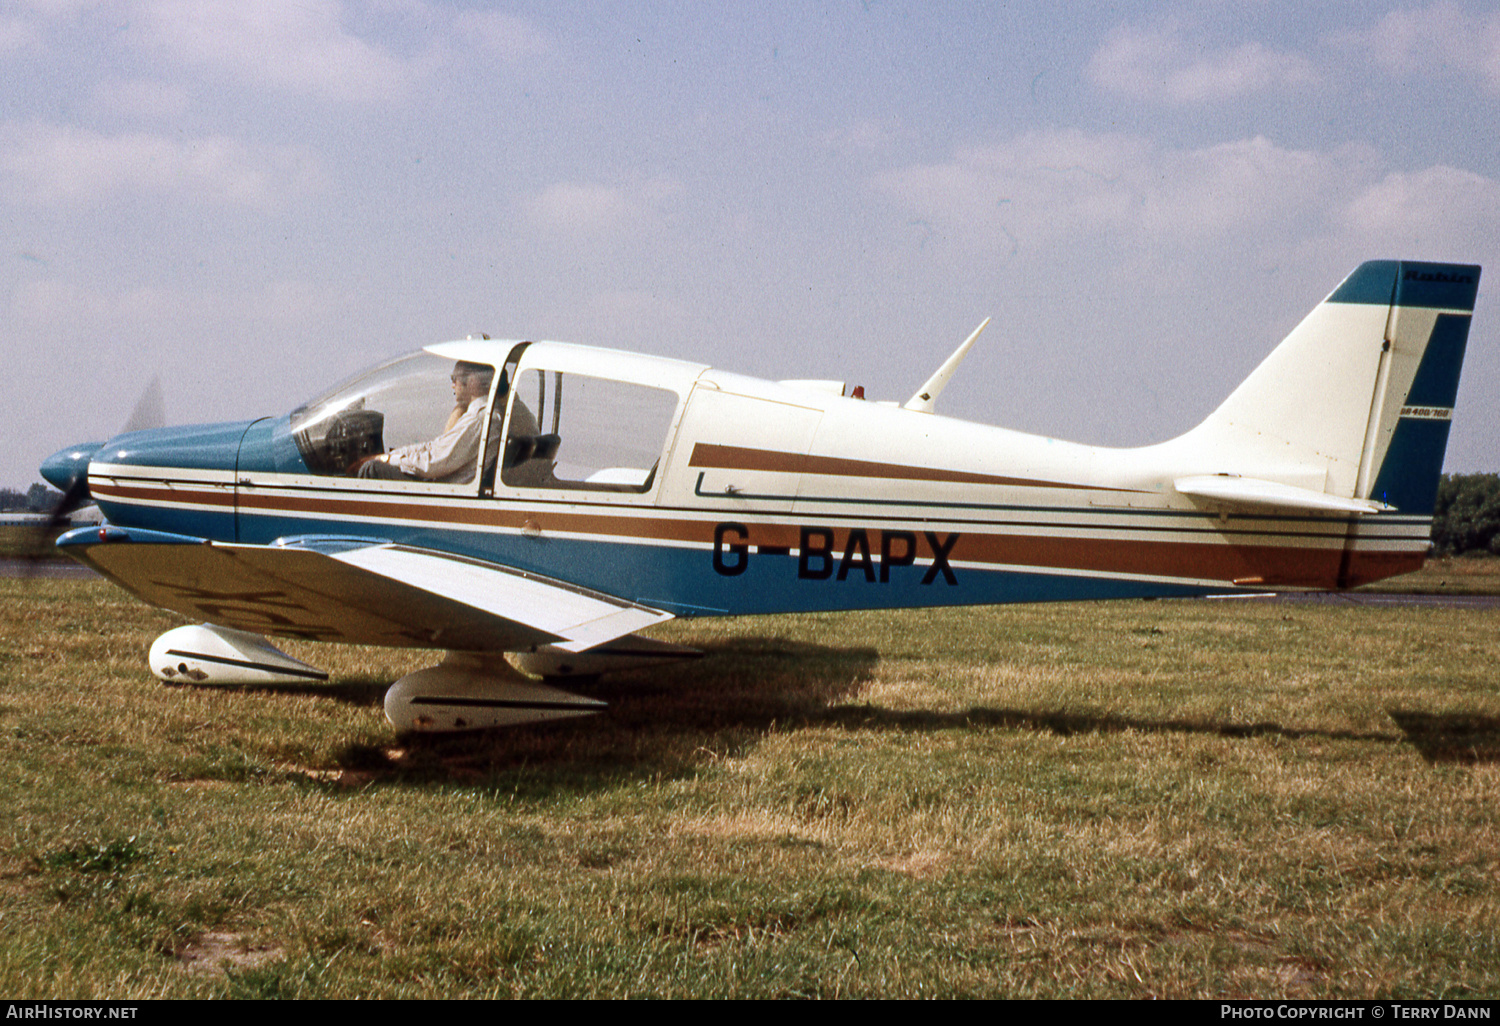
[[688, 443, 1127, 491], [91, 480, 1423, 589]]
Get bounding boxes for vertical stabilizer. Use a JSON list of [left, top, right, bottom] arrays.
[[1182, 260, 1480, 513]]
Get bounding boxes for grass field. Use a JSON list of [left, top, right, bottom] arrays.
[[2, 575, 1498, 998], [0, 524, 59, 560], [1362, 555, 1500, 595]]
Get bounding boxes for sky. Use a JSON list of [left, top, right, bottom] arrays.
[[4, 0, 1498, 491]]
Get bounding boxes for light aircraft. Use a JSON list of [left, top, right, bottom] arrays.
[[40, 260, 1481, 731]]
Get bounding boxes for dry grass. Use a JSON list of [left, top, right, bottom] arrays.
[[1363, 554, 1500, 595], [1, 576, 1497, 998]]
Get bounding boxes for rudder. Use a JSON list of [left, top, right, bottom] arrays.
[[1362, 263, 1480, 514]]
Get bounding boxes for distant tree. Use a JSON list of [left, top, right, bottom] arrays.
[[1431, 473, 1500, 557], [27, 482, 62, 512], [26, 480, 63, 513], [0, 483, 64, 513]]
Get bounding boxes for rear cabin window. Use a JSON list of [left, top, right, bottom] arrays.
[[501, 369, 677, 492]]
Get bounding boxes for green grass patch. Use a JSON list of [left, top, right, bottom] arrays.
[[1, 577, 1498, 997]]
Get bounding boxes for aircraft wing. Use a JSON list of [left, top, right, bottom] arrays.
[[60, 528, 671, 653]]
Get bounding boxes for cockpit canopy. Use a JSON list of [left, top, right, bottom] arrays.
[[287, 343, 704, 493], [503, 367, 677, 490], [291, 352, 464, 476]]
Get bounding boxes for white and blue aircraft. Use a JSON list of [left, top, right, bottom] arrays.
[[40, 260, 1481, 731]]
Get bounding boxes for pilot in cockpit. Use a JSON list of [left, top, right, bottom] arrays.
[[352, 361, 509, 483]]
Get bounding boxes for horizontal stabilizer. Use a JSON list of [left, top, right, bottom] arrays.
[[1174, 475, 1392, 514]]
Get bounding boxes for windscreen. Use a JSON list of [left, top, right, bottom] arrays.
[[290, 352, 487, 476]]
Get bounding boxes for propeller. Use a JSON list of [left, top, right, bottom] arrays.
[[28, 376, 166, 561], [40, 455, 97, 532], [121, 375, 164, 435]]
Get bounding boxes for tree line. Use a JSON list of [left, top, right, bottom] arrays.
[[0, 483, 62, 513], [1432, 473, 1500, 557]]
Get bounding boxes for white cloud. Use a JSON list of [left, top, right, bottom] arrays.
[[94, 78, 192, 121], [11, 277, 188, 334], [1338, 1, 1500, 92], [874, 129, 1499, 266], [9, 1, 552, 112], [0, 15, 40, 52], [131, 0, 411, 103], [529, 182, 641, 231], [525, 178, 680, 238], [1089, 23, 1318, 104], [824, 119, 898, 154], [878, 131, 1320, 245], [118, 2, 552, 104], [1341, 165, 1500, 255], [12, 0, 107, 13], [0, 123, 324, 207], [8, 0, 105, 20], [452, 9, 550, 62]]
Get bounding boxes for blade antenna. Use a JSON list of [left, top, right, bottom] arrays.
[[904, 317, 991, 414]]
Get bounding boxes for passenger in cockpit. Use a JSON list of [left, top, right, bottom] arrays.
[[352, 361, 495, 483]]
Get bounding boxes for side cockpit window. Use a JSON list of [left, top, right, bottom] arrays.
[[501, 369, 677, 492], [290, 352, 499, 485]]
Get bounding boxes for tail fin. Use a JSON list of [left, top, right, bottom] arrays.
[[1182, 260, 1480, 514]]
